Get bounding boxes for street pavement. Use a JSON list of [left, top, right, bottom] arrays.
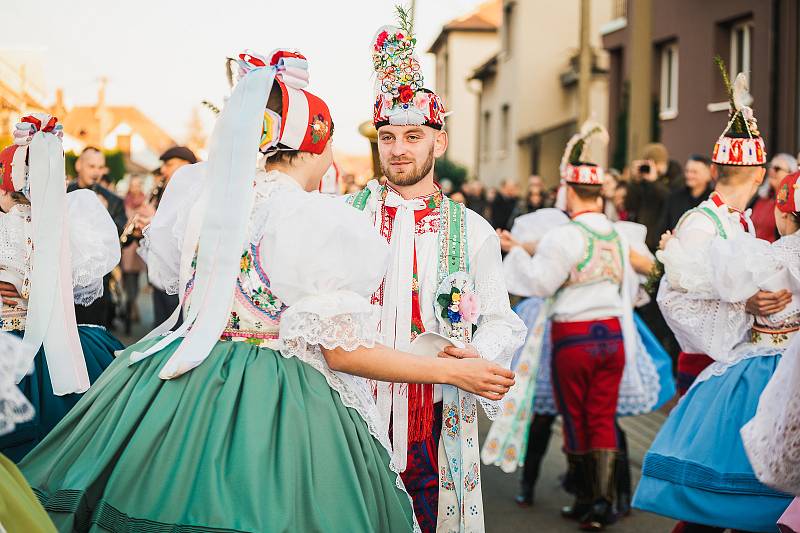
[[119, 288, 675, 533], [479, 413, 674, 532]]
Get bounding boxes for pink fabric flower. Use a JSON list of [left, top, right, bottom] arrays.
[[459, 292, 481, 324]]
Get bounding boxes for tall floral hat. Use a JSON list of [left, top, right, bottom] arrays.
[[372, 6, 445, 130], [559, 120, 609, 185], [711, 56, 767, 167]]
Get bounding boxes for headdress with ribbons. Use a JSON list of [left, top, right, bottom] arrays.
[[711, 57, 767, 167], [237, 50, 332, 157], [371, 8, 445, 129], [559, 119, 609, 185], [130, 49, 332, 379], [0, 114, 89, 395]]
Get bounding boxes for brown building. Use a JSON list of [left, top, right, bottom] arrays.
[[602, 0, 800, 168]]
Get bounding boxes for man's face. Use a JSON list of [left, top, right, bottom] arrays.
[[768, 157, 791, 191], [528, 175, 544, 193], [377, 125, 447, 187], [502, 180, 519, 198], [75, 150, 106, 187], [161, 157, 190, 183], [684, 160, 711, 190]]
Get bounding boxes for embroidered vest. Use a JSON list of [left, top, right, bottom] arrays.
[[182, 243, 286, 345], [563, 220, 624, 290]]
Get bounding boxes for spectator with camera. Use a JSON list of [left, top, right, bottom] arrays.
[[625, 143, 685, 250]]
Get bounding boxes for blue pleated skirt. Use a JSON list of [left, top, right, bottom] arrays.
[[633, 353, 793, 532], [0, 325, 121, 461]]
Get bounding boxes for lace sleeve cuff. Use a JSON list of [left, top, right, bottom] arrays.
[[279, 291, 382, 352]]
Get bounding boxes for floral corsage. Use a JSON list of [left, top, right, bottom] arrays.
[[435, 272, 481, 336]]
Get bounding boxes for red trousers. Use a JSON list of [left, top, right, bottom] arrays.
[[676, 352, 715, 397], [551, 318, 625, 453]]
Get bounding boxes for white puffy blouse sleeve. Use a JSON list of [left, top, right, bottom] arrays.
[[259, 188, 390, 351], [655, 212, 752, 361], [67, 189, 121, 306], [139, 163, 205, 295]]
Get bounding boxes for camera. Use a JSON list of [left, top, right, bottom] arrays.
[[639, 163, 651, 175]]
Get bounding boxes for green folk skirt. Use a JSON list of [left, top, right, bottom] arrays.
[[20, 337, 414, 532]]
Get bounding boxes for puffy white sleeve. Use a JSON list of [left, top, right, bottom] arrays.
[[470, 231, 527, 367], [260, 189, 390, 351], [655, 213, 752, 361], [66, 189, 121, 306], [709, 236, 779, 303], [503, 226, 579, 298], [139, 163, 205, 294]]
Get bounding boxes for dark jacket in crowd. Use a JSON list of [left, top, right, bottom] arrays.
[[659, 184, 714, 236], [464, 194, 490, 221], [67, 181, 128, 236], [490, 193, 518, 231], [625, 160, 685, 251]]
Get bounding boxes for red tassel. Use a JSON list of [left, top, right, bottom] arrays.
[[407, 383, 435, 444]]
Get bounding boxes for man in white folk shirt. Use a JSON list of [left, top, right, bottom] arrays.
[[346, 17, 526, 533], [498, 122, 633, 531]]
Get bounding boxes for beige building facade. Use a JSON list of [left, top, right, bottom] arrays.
[[470, 0, 615, 189], [428, 1, 501, 178]]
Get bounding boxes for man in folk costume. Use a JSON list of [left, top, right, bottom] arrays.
[[663, 62, 791, 397], [346, 13, 526, 533], [497, 122, 641, 531], [635, 63, 793, 533]]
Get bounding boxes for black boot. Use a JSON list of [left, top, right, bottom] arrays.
[[515, 414, 555, 506], [561, 453, 593, 520], [614, 425, 631, 518], [580, 450, 617, 531]]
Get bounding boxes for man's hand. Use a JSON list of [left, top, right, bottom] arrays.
[[0, 281, 20, 306], [497, 229, 523, 254], [746, 289, 792, 316], [444, 358, 515, 401], [629, 249, 655, 275], [438, 344, 480, 359], [659, 230, 674, 251]]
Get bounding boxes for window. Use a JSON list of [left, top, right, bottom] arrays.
[[501, 104, 511, 152], [481, 111, 491, 159], [730, 21, 752, 82], [503, 2, 514, 56], [659, 42, 679, 119]]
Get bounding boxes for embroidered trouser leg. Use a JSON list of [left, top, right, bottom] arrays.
[[550, 318, 625, 453], [401, 403, 443, 533], [676, 352, 715, 396]]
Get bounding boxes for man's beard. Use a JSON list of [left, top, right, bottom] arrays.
[[381, 148, 435, 187]]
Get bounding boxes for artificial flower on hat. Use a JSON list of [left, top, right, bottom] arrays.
[[776, 171, 800, 214], [559, 120, 609, 185], [372, 6, 445, 129], [711, 56, 767, 167]]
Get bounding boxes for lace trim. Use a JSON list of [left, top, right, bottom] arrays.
[[0, 333, 34, 437], [73, 281, 104, 307], [692, 344, 787, 387], [139, 225, 181, 296]]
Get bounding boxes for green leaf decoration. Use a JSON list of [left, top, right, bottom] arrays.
[[395, 4, 414, 36], [437, 294, 451, 307]]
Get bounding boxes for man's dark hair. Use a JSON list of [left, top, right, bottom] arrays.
[[80, 146, 102, 157], [687, 154, 711, 167], [567, 182, 603, 200]]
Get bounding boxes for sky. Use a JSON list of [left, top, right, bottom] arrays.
[[1, 0, 487, 156]]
